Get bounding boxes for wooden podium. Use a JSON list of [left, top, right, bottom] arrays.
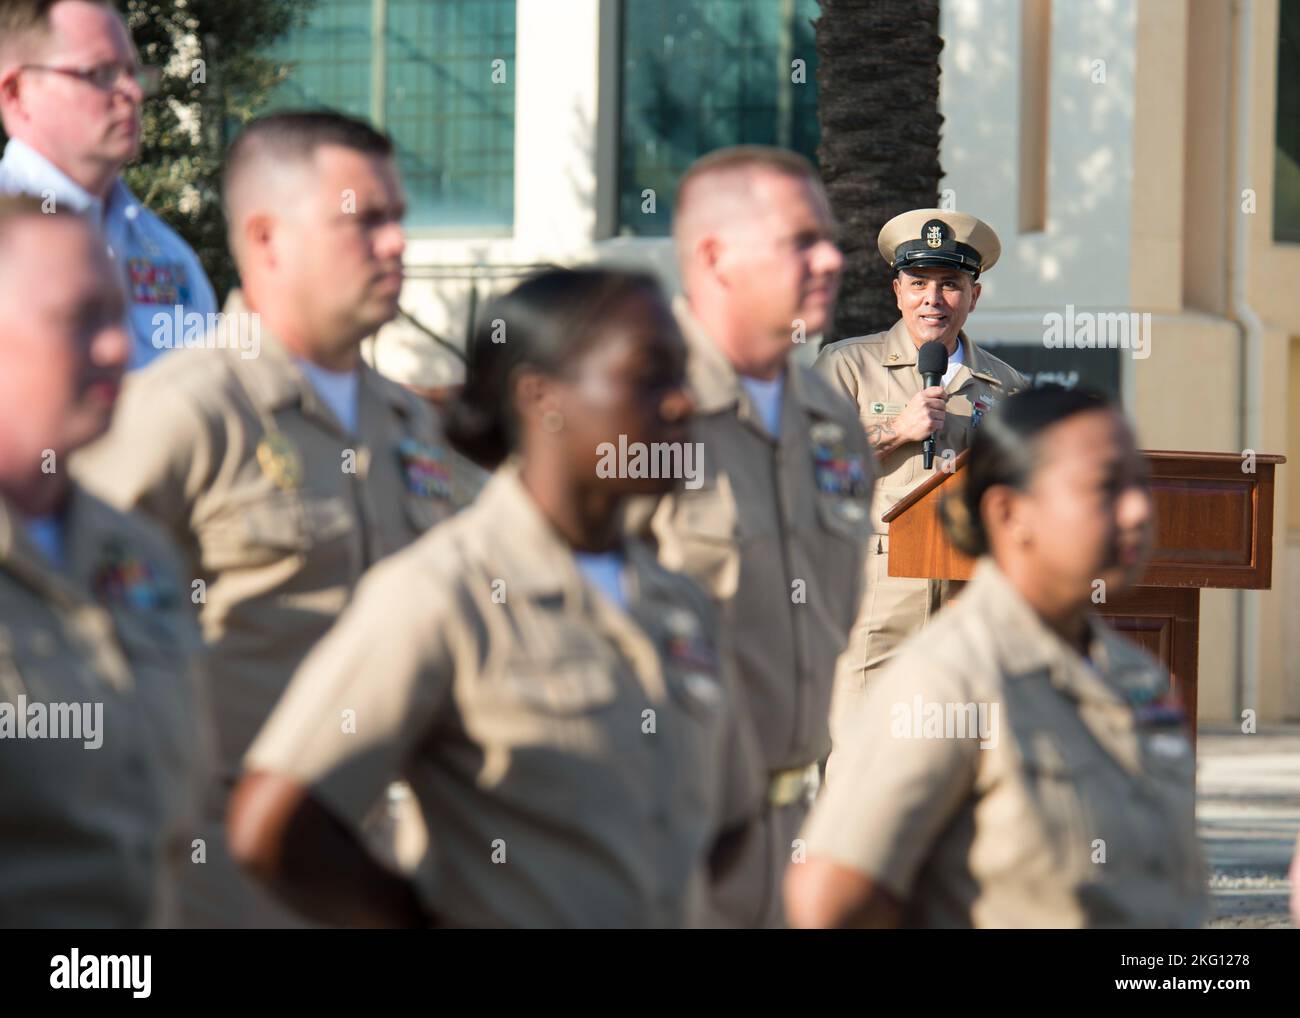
[[881, 450, 1286, 728]]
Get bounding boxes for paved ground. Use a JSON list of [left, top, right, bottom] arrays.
[[1196, 725, 1300, 928]]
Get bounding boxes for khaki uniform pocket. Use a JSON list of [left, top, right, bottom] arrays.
[[503, 657, 619, 716], [654, 488, 740, 601], [207, 491, 355, 567], [1016, 733, 1103, 875]]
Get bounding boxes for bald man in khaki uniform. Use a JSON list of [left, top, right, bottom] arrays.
[[239, 462, 762, 927], [72, 112, 479, 926], [791, 559, 1205, 928], [816, 210, 1027, 759], [0, 196, 207, 926], [648, 148, 876, 927]]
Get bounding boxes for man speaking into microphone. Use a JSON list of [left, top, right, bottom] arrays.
[[814, 209, 1028, 770]]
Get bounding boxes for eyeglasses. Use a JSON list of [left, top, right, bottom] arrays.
[[19, 62, 162, 98]]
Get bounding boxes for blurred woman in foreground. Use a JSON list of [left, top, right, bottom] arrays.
[[786, 386, 1205, 928], [228, 268, 759, 927]]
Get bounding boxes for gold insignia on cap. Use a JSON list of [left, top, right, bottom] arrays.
[[256, 433, 304, 491], [888, 353, 900, 362], [878, 208, 1002, 274]]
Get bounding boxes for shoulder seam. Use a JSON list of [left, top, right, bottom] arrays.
[[821, 333, 888, 355]]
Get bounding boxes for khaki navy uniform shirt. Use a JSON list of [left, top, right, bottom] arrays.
[[72, 290, 479, 775], [0, 488, 207, 927], [246, 464, 762, 928], [816, 321, 1028, 535], [645, 298, 876, 925], [802, 558, 1205, 928], [814, 322, 1029, 755], [71, 290, 481, 925]]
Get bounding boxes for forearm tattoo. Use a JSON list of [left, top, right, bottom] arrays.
[[866, 418, 897, 448]]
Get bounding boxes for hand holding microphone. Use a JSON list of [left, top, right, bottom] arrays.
[[893, 341, 949, 467]]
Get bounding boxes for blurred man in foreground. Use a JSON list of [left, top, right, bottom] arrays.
[[0, 194, 207, 926]]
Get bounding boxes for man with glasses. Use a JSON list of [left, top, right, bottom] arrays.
[[0, 0, 215, 371]]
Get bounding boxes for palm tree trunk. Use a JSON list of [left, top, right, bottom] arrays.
[[815, 0, 945, 344]]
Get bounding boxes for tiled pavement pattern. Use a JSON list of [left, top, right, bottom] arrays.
[[1196, 725, 1300, 928]]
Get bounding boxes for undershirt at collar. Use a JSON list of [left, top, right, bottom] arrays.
[[295, 357, 360, 436], [23, 513, 66, 571], [940, 337, 966, 388], [739, 372, 785, 437], [574, 550, 629, 612]]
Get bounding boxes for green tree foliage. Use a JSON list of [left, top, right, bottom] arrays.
[[121, 0, 318, 301]]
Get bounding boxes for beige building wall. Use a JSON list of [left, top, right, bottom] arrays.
[[1131, 0, 1295, 722], [940, 0, 1296, 722], [1239, 1, 1300, 721], [939, 0, 1136, 313]]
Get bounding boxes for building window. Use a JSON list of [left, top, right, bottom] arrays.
[[1275, 0, 1300, 243], [266, 0, 516, 232], [619, 0, 821, 237]]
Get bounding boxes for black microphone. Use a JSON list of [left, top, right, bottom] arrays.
[[917, 340, 948, 470]]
